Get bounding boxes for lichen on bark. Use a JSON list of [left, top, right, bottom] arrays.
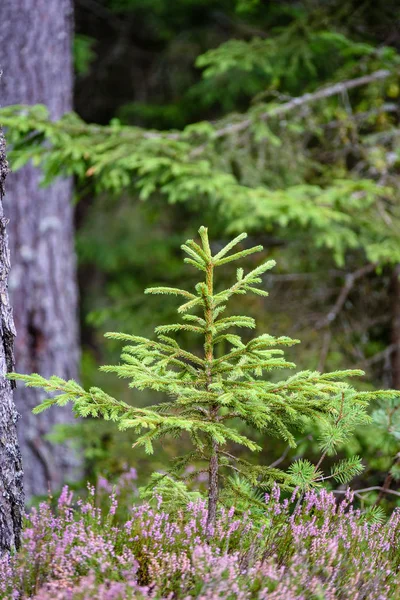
[[0, 127, 24, 554]]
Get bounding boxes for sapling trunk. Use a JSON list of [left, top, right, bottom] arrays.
[[204, 257, 219, 532], [207, 439, 219, 531], [0, 0, 81, 499]]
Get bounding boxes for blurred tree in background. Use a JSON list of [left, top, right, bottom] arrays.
[[2, 0, 400, 504], [0, 0, 81, 499]]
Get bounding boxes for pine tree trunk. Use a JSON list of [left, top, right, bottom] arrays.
[[0, 0, 80, 498], [0, 128, 24, 553]]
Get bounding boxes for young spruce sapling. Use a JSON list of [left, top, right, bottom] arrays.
[[11, 227, 398, 528]]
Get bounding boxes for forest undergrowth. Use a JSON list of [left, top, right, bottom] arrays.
[[2, 468, 400, 600]]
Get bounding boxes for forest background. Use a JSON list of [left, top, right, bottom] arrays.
[[2, 0, 400, 507]]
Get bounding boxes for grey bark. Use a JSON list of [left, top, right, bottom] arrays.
[[0, 0, 80, 498], [0, 128, 24, 553]]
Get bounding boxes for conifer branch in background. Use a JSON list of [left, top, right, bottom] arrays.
[[190, 69, 393, 155], [1, 54, 400, 267], [9, 227, 400, 528]]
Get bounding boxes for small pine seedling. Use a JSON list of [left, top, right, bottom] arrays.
[[10, 227, 399, 529]]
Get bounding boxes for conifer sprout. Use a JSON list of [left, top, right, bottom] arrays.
[[9, 227, 400, 529]]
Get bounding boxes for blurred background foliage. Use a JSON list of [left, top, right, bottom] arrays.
[[4, 0, 400, 505]]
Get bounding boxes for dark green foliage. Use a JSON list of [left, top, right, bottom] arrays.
[[1, 61, 400, 266], [2, 2, 400, 266], [73, 34, 97, 76]]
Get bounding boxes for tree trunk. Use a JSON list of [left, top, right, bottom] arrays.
[[207, 440, 219, 533], [0, 0, 80, 498], [0, 128, 24, 553]]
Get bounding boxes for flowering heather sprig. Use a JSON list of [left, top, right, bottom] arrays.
[[1, 474, 400, 599]]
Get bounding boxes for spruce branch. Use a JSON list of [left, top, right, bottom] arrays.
[[191, 69, 393, 154]]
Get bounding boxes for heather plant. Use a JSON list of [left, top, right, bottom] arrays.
[[11, 227, 399, 528], [1, 475, 400, 599]]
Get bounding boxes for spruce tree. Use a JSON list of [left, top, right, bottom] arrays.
[[10, 227, 397, 528]]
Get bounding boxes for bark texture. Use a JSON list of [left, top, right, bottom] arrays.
[[0, 0, 80, 498], [0, 129, 24, 553]]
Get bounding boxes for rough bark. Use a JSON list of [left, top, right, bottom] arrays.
[[0, 128, 24, 553], [207, 442, 219, 532], [0, 0, 80, 498]]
